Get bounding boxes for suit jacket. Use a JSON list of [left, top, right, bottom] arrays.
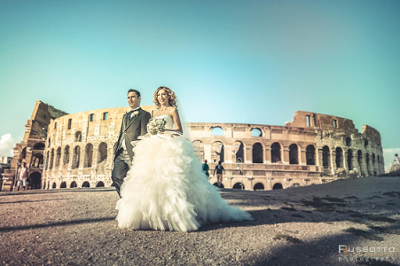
[[114, 108, 151, 161]]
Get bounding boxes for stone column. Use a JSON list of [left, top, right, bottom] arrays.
[[300, 149, 307, 166], [265, 147, 271, 164], [317, 149, 323, 167], [204, 143, 212, 162], [283, 148, 289, 164], [245, 147, 252, 164]]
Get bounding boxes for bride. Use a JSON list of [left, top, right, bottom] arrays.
[[116, 86, 253, 232]]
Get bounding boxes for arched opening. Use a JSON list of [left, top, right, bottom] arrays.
[[233, 182, 244, 189], [213, 182, 224, 188], [306, 145, 315, 165], [271, 142, 281, 163], [84, 144, 93, 168], [252, 143, 263, 163], [372, 153, 376, 166], [29, 172, 41, 189], [60, 182, 67, 188], [253, 183, 264, 190], [211, 141, 224, 163], [96, 181, 105, 187], [75, 131, 82, 142], [251, 128, 262, 137], [273, 183, 283, 190], [31, 153, 43, 168], [234, 141, 244, 163], [289, 144, 299, 164], [63, 146, 70, 165], [210, 127, 224, 136], [322, 146, 330, 167], [33, 142, 45, 150], [364, 139, 368, 147], [49, 149, 54, 169], [20, 147, 27, 162], [55, 147, 61, 167], [335, 147, 343, 168], [346, 137, 351, 147], [192, 140, 205, 161], [98, 142, 107, 163], [73, 146, 80, 169], [82, 181, 90, 188], [70, 181, 77, 188], [52, 182, 57, 189], [347, 149, 353, 170], [366, 153, 370, 174], [45, 151, 50, 170]]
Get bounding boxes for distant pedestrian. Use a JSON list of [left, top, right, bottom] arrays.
[[202, 159, 210, 178], [17, 162, 28, 191], [213, 161, 225, 185]]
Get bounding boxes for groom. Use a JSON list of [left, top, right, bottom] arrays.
[[112, 89, 151, 197]]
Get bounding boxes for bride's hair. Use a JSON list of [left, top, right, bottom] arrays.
[[153, 86, 177, 108]]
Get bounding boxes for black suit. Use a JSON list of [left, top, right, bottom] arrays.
[[112, 107, 151, 197]]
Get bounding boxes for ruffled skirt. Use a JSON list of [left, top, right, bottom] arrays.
[[116, 135, 252, 232]]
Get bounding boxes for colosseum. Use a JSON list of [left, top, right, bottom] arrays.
[[1, 100, 385, 191]]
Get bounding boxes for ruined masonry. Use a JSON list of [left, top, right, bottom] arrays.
[[1, 100, 385, 191]]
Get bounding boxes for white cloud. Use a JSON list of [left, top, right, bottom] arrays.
[[0, 133, 15, 157], [383, 147, 400, 171]]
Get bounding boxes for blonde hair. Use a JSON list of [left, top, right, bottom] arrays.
[[153, 86, 177, 108]]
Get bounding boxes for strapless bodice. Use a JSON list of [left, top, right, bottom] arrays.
[[154, 115, 174, 130]]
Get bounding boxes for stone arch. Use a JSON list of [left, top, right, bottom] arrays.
[[84, 144, 93, 168], [233, 182, 244, 189], [82, 181, 90, 188], [372, 153, 376, 166], [271, 142, 282, 163], [72, 146, 81, 169], [346, 137, 351, 147], [211, 141, 224, 163], [335, 147, 344, 168], [253, 183, 264, 190], [60, 182, 67, 188], [31, 153, 43, 168], [192, 140, 205, 161], [75, 131, 82, 142], [96, 181, 105, 187], [63, 146, 70, 165], [251, 128, 262, 137], [364, 139, 368, 147], [52, 182, 57, 189], [45, 151, 50, 170], [273, 183, 283, 190], [33, 142, 45, 150], [49, 149, 54, 169], [306, 145, 315, 165], [357, 150, 363, 172], [322, 146, 330, 167], [210, 126, 225, 136], [28, 172, 41, 189], [289, 144, 299, 164], [366, 153, 370, 174], [97, 142, 107, 163], [55, 147, 61, 167], [234, 141, 244, 162], [70, 181, 77, 188], [252, 142, 263, 163], [347, 149, 353, 170]]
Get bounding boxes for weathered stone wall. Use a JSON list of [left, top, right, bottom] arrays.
[[41, 108, 385, 191], [1, 101, 67, 191]]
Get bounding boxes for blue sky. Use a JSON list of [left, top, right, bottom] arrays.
[[1, 0, 399, 170]]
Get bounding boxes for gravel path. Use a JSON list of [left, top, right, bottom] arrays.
[[1, 176, 399, 266]]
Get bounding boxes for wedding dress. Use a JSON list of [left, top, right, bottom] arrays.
[[116, 115, 253, 232]]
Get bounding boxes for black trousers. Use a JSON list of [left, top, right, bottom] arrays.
[[111, 149, 131, 198]]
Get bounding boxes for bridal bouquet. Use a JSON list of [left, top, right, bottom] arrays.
[[147, 117, 167, 135]]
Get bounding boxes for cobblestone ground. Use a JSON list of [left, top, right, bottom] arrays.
[[1, 176, 399, 266]]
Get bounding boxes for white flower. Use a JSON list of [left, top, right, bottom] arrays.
[[133, 110, 140, 117]]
